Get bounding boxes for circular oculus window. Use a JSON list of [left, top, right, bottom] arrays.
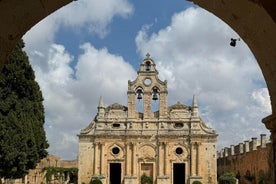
[[112, 147, 120, 155], [144, 78, 152, 85], [175, 147, 183, 155]]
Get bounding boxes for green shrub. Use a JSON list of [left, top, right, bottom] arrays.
[[90, 178, 102, 184], [218, 172, 237, 184], [192, 181, 202, 184], [141, 173, 153, 184]]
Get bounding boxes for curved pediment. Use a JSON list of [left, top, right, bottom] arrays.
[[169, 102, 190, 111], [80, 120, 95, 134], [106, 103, 128, 111]]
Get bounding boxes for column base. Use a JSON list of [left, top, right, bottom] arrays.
[[124, 176, 137, 184], [156, 176, 169, 184], [188, 176, 203, 184], [91, 175, 106, 184]]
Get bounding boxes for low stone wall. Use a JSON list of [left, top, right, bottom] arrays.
[[217, 134, 272, 184]]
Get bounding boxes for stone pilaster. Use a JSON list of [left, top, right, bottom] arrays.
[[262, 114, 276, 184], [100, 143, 104, 175], [159, 91, 167, 119], [132, 143, 137, 176], [127, 91, 136, 119], [93, 142, 98, 175], [143, 92, 151, 119], [196, 143, 200, 176], [131, 142, 135, 175], [163, 142, 167, 175], [190, 142, 195, 176], [125, 143, 130, 176]]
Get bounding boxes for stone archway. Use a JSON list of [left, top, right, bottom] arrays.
[[0, 0, 276, 182], [0, 0, 75, 71], [189, 0, 276, 114], [190, 1, 276, 182]]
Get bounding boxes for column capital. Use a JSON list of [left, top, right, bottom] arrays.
[[262, 114, 276, 131]]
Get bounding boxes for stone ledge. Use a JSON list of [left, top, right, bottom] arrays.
[[262, 114, 276, 130], [124, 176, 137, 179], [157, 175, 169, 179]]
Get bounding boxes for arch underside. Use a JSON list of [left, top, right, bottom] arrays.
[[0, 0, 275, 114], [0, 1, 276, 182]]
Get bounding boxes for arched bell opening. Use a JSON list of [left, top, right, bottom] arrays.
[[145, 61, 151, 72], [151, 86, 160, 114], [135, 87, 144, 114]]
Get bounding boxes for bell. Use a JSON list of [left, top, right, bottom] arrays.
[[152, 87, 159, 101], [152, 93, 158, 101], [230, 38, 236, 47], [230, 38, 240, 47], [136, 89, 143, 100], [137, 93, 142, 100]]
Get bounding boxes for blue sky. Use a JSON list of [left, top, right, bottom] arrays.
[[23, 0, 271, 160]]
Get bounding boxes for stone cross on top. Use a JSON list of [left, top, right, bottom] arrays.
[[146, 53, 150, 59]]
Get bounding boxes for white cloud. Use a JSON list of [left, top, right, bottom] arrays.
[[23, 0, 134, 159], [29, 42, 136, 159], [24, 0, 133, 66], [135, 7, 271, 150], [22, 3, 272, 159], [55, 0, 133, 38]]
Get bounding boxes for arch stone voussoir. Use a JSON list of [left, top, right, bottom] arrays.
[[0, 0, 75, 70], [190, 0, 276, 183], [0, 0, 276, 183]]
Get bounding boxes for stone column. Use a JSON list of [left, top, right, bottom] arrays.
[[262, 114, 276, 184]]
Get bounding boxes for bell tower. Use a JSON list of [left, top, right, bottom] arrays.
[[127, 53, 167, 120]]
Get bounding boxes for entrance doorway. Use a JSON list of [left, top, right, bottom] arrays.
[[173, 163, 185, 184], [141, 163, 153, 178], [109, 163, 121, 184]]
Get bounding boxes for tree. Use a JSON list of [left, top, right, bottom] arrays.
[[0, 39, 49, 179]]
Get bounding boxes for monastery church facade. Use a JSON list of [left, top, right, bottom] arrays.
[[78, 54, 217, 184]]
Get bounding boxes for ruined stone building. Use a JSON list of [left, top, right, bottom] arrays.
[[1, 155, 78, 184], [78, 54, 217, 184], [217, 134, 272, 184]]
